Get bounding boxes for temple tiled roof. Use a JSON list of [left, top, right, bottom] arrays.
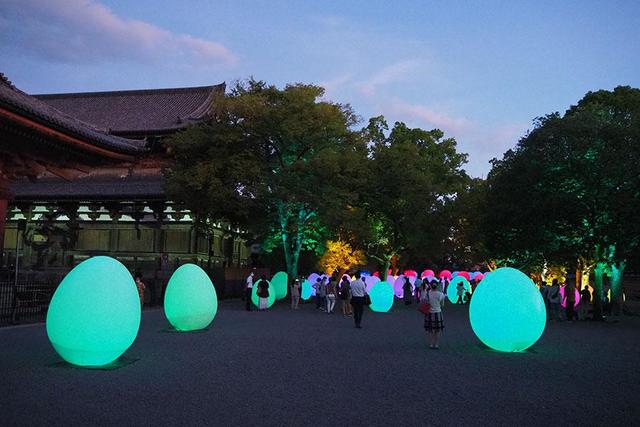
[[35, 83, 225, 136], [0, 73, 146, 157], [11, 175, 166, 200]]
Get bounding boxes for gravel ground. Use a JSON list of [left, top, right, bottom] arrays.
[[1, 299, 639, 426]]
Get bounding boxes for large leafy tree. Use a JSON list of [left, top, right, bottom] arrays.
[[352, 117, 469, 278], [166, 79, 365, 278], [485, 86, 640, 318]]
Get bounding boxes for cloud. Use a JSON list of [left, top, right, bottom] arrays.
[[0, 0, 237, 67], [359, 60, 420, 97], [380, 98, 529, 177], [387, 99, 472, 136]]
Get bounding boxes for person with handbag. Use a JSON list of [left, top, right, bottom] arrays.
[[257, 275, 270, 311], [424, 281, 445, 349], [338, 276, 352, 316], [350, 272, 367, 328], [326, 276, 337, 314]]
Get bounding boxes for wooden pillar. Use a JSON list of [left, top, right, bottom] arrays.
[[0, 178, 11, 262]]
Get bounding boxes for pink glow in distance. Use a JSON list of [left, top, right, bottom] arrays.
[[560, 285, 580, 308], [439, 270, 453, 281], [403, 270, 418, 277], [421, 269, 435, 279], [458, 271, 471, 281]]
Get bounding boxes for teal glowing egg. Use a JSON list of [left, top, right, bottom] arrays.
[[46, 256, 140, 367], [251, 279, 276, 308], [369, 281, 394, 312], [164, 264, 218, 331], [446, 276, 471, 303], [469, 267, 546, 352], [271, 271, 289, 300], [301, 280, 313, 300]]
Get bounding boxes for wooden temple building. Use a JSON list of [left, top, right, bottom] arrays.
[[0, 73, 250, 313]]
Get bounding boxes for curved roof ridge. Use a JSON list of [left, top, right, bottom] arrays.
[[0, 75, 146, 157], [34, 84, 223, 99], [33, 83, 225, 134]]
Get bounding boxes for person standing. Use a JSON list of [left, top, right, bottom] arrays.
[[339, 276, 352, 316], [456, 281, 464, 304], [326, 276, 337, 314], [350, 272, 367, 328], [134, 273, 145, 308], [314, 277, 327, 311], [578, 286, 591, 320], [245, 270, 255, 311], [403, 277, 413, 305], [414, 276, 423, 303], [564, 280, 576, 321], [291, 278, 301, 310], [257, 275, 269, 311], [548, 279, 562, 320], [424, 282, 446, 349]]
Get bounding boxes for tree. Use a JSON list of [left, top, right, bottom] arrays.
[[318, 240, 365, 277], [484, 86, 640, 318], [166, 79, 365, 278], [353, 117, 469, 279]]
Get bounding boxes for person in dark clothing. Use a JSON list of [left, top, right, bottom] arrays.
[[403, 277, 413, 305], [257, 274, 270, 311], [350, 272, 367, 328]]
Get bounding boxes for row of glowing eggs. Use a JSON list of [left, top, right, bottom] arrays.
[[46, 257, 220, 367], [303, 268, 546, 352]]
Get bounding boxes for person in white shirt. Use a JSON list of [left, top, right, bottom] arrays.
[[424, 281, 446, 349], [350, 272, 367, 328], [245, 270, 255, 311]]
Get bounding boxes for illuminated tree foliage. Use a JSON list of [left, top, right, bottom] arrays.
[[484, 86, 640, 318], [355, 117, 469, 279], [318, 240, 365, 276], [166, 79, 365, 278]]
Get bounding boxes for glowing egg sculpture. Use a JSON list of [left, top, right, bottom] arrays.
[[307, 273, 320, 296], [251, 279, 276, 308], [446, 276, 471, 303], [439, 270, 453, 281], [393, 275, 416, 298], [369, 281, 394, 312], [365, 275, 380, 293], [421, 269, 435, 280], [46, 256, 140, 367], [271, 271, 289, 300], [559, 285, 581, 308], [301, 280, 313, 300], [164, 264, 218, 332], [470, 267, 546, 352]]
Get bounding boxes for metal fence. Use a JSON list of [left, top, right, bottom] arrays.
[[0, 279, 56, 326]]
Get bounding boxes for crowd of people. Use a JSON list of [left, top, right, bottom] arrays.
[[540, 279, 592, 321], [243, 269, 450, 348]]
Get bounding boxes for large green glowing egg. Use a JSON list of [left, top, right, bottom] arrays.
[[251, 279, 276, 308], [301, 280, 313, 300], [271, 271, 289, 300], [46, 256, 140, 367], [164, 264, 218, 331], [369, 281, 394, 312], [446, 276, 471, 303], [469, 267, 546, 352]]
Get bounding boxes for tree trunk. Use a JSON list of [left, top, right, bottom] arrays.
[[609, 260, 626, 316], [381, 256, 391, 282], [592, 262, 606, 321]]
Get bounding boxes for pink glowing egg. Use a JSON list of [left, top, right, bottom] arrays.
[[560, 285, 580, 308], [458, 271, 471, 281], [421, 269, 435, 279], [439, 270, 452, 280]]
